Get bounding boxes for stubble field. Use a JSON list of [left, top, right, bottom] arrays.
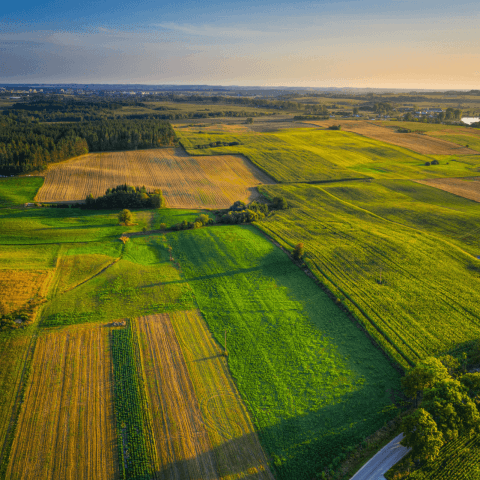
[[35, 148, 274, 208], [6, 325, 119, 480], [414, 177, 480, 203]]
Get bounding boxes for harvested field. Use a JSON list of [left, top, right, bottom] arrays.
[[135, 312, 274, 480], [35, 148, 274, 208], [414, 177, 480, 203], [306, 119, 478, 155], [6, 325, 119, 480], [0, 269, 53, 317]]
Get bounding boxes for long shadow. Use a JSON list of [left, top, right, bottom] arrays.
[[141, 387, 401, 480]]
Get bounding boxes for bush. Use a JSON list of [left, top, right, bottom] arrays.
[[293, 243, 305, 260], [118, 209, 132, 225]]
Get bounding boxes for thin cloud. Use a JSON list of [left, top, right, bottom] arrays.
[[154, 22, 271, 38]]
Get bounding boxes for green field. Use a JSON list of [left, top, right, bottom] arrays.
[[257, 183, 480, 369], [167, 225, 401, 479], [0, 177, 44, 207], [40, 236, 195, 327], [178, 127, 480, 183]]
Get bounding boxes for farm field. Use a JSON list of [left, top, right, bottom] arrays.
[[0, 330, 34, 469], [40, 236, 195, 327], [0, 177, 44, 207], [0, 269, 53, 316], [178, 127, 480, 182], [135, 312, 274, 479], [257, 183, 480, 369], [5, 324, 119, 480], [414, 176, 480, 203], [167, 225, 401, 479], [304, 119, 478, 155], [35, 148, 273, 208]]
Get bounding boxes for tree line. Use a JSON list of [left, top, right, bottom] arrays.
[[0, 116, 176, 175]]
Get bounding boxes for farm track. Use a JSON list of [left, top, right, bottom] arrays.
[[35, 148, 274, 208], [135, 313, 274, 480], [6, 326, 119, 480]]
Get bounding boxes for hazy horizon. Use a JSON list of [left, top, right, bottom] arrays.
[[1, 0, 479, 89]]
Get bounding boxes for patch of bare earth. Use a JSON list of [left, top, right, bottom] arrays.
[[35, 148, 274, 208], [306, 120, 478, 155], [414, 177, 480, 202], [135, 312, 274, 480]]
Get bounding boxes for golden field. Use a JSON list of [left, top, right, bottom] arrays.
[[414, 177, 480, 203], [6, 325, 119, 480], [135, 312, 274, 480], [35, 148, 274, 208]]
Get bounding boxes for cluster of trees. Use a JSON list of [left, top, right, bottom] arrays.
[[219, 197, 287, 224], [193, 141, 241, 149], [0, 116, 176, 175], [293, 115, 329, 121], [171, 213, 214, 231], [400, 356, 480, 464], [85, 185, 166, 210], [402, 108, 462, 123]]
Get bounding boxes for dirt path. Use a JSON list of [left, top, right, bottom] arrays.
[[350, 433, 410, 480]]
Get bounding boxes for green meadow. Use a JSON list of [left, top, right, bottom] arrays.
[[257, 183, 480, 369], [178, 127, 480, 183], [0, 177, 44, 207], [168, 225, 401, 479]]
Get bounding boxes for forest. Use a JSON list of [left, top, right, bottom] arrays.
[[0, 115, 176, 175]]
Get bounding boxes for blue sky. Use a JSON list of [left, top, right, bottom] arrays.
[[1, 0, 479, 88]]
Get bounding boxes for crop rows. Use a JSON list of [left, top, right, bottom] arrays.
[[6, 325, 118, 479], [415, 177, 480, 203], [110, 322, 155, 479], [36, 148, 273, 208], [134, 312, 274, 479], [257, 183, 480, 368]]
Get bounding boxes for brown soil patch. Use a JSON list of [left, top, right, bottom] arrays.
[[306, 120, 478, 155], [6, 325, 119, 480], [414, 177, 480, 202], [135, 312, 274, 479], [36, 148, 274, 209]]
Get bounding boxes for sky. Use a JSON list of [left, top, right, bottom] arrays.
[[1, 0, 479, 89]]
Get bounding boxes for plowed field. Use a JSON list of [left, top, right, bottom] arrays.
[[6, 325, 119, 480], [135, 312, 274, 480], [414, 177, 480, 203], [306, 120, 477, 155], [35, 148, 274, 208]]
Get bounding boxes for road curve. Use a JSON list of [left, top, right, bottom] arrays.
[[350, 433, 411, 480]]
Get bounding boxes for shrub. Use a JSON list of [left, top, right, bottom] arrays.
[[293, 243, 305, 260], [118, 209, 133, 225]]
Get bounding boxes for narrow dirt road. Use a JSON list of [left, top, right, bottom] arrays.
[[350, 433, 411, 480]]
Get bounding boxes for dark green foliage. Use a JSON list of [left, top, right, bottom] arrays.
[[293, 243, 305, 260], [85, 185, 165, 210], [110, 324, 154, 479], [0, 115, 176, 175], [118, 209, 133, 225], [271, 196, 288, 210], [328, 125, 342, 130]]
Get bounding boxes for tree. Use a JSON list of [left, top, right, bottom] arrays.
[[402, 357, 450, 403], [353, 107, 359, 115], [246, 117, 253, 124], [293, 243, 305, 260], [460, 372, 480, 400], [401, 408, 444, 462], [118, 209, 132, 225], [272, 196, 288, 210], [422, 378, 480, 441], [150, 193, 165, 208]]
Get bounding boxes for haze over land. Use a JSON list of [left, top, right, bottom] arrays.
[[1, 0, 479, 89]]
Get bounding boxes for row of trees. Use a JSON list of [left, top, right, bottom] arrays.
[[0, 116, 176, 175]]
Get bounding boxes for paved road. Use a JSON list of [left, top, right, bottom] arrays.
[[350, 433, 411, 480]]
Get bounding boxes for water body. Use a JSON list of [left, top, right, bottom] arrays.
[[461, 117, 480, 125]]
